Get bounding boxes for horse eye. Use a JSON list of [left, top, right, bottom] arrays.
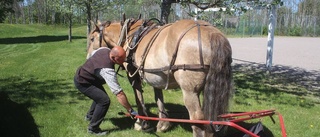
[[90, 37, 94, 42]]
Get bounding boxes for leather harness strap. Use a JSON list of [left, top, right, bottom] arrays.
[[99, 25, 112, 49], [197, 23, 205, 69], [140, 21, 210, 73], [125, 20, 211, 89], [143, 64, 209, 72], [99, 26, 104, 48], [139, 24, 172, 72], [128, 23, 172, 78]]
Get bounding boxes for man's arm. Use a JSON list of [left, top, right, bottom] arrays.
[[116, 91, 132, 112], [98, 68, 136, 114]]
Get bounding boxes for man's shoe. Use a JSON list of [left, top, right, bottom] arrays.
[[84, 115, 92, 121], [88, 128, 108, 136]]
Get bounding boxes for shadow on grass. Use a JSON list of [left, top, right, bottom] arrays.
[[0, 92, 40, 137], [232, 59, 320, 108], [0, 75, 83, 136], [220, 121, 274, 137], [108, 103, 189, 135], [0, 35, 86, 44], [0, 76, 84, 107], [110, 102, 274, 137], [109, 60, 319, 136]]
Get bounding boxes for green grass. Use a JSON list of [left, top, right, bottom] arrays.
[[0, 23, 319, 137]]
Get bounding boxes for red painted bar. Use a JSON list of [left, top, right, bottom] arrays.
[[126, 109, 287, 137]]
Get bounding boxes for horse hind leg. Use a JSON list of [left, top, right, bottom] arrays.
[[182, 89, 205, 137], [154, 88, 171, 132]]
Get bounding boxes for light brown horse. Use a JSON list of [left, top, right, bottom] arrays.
[[87, 17, 233, 137]]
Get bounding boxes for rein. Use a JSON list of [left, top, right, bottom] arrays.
[[117, 19, 131, 46]]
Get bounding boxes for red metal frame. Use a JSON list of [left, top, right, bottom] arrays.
[[129, 109, 287, 137]]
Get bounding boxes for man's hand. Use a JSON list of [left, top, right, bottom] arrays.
[[129, 108, 138, 119]]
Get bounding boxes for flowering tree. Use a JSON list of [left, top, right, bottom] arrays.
[[160, 0, 283, 23]]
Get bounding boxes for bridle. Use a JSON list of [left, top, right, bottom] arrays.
[[98, 26, 104, 48], [98, 25, 110, 48]]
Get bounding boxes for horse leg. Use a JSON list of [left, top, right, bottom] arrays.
[[182, 89, 205, 137], [126, 74, 152, 131], [153, 87, 171, 132], [123, 63, 152, 131]]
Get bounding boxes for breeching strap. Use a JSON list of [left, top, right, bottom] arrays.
[[127, 21, 210, 89], [163, 21, 208, 89]]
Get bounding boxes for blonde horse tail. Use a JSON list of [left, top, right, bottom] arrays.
[[203, 33, 232, 135]]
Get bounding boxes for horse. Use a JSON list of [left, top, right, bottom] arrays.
[[87, 16, 233, 137]]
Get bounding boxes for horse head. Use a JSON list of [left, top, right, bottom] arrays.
[[86, 17, 143, 59], [86, 20, 119, 58]]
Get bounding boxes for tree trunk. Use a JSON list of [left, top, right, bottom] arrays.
[[160, 0, 182, 24], [21, 2, 25, 24], [266, 5, 276, 72], [28, 4, 31, 24], [86, 0, 92, 48], [36, 2, 41, 23], [51, 11, 55, 24], [69, 14, 72, 42], [160, 0, 173, 24], [9, 13, 13, 24], [44, 0, 47, 24]]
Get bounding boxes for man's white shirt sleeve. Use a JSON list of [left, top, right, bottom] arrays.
[[99, 68, 122, 95]]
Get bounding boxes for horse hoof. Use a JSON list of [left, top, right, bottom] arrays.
[[134, 122, 154, 132], [134, 119, 152, 132], [142, 127, 155, 133], [134, 122, 142, 131], [156, 121, 171, 132]]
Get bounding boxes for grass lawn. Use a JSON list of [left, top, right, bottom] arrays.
[[0, 23, 319, 137]]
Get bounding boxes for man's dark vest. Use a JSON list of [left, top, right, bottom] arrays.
[[75, 48, 114, 85]]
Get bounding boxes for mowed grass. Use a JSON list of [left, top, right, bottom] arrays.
[[0, 23, 319, 137]]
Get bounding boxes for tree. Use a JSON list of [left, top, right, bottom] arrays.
[[73, 0, 114, 41], [297, 0, 320, 36], [160, 0, 283, 24], [64, 0, 75, 42], [0, 0, 16, 23], [49, 0, 109, 42]]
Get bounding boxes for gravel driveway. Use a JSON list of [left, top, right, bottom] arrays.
[[229, 37, 320, 71]]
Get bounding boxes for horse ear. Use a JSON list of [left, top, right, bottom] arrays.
[[102, 21, 111, 27], [121, 13, 126, 26], [94, 22, 100, 31], [97, 20, 102, 26], [90, 20, 99, 32], [90, 20, 95, 29]]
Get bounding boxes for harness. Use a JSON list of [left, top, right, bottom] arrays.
[[98, 25, 109, 48], [122, 19, 210, 89]]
